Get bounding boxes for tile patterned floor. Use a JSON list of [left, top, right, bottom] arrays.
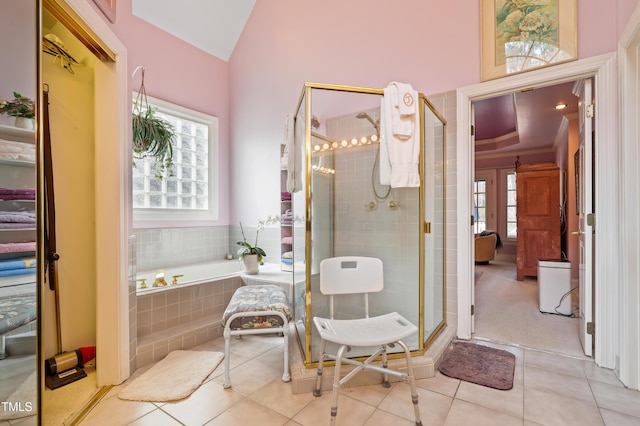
[[76, 334, 640, 426]]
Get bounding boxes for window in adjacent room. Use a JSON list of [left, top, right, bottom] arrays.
[[132, 95, 218, 225], [473, 170, 496, 234], [506, 171, 517, 238]]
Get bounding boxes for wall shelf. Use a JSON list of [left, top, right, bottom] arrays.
[[0, 124, 36, 144]]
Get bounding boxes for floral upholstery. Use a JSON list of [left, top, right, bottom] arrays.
[[222, 285, 292, 330], [0, 295, 36, 335]]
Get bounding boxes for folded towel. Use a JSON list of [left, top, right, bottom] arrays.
[[0, 210, 36, 223], [0, 139, 36, 163], [0, 268, 36, 277], [281, 236, 293, 245], [0, 257, 36, 271], [0, 139, 37, 153], [0, 223, 35, 229], [0, 242, 36, 254], [384, 82, 416, 138], [0, 188, 35, 195], [281, 251, 293, 264]]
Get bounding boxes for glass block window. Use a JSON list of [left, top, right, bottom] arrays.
[[506, 172, 517, 238], [133, 95, 218, 225]]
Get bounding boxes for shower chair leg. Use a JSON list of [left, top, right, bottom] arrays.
[[313, 338, 326, 397]]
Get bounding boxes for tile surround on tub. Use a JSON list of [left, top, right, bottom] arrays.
[[135, 275, 242, 368], [134, 225, 281, 273]]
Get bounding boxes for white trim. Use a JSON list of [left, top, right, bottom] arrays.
[[457, 54, 619, 371], [66, 0, 130, 386], [133, 94, 219, 226], [617, 2, 640, 390]]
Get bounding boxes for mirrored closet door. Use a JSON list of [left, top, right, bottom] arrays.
[[0, 0, 39, 422]]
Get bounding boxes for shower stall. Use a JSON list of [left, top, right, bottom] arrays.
[[289, 82, 446, 366]]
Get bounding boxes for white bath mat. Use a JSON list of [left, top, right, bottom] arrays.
[[118, 350, 224, 402]]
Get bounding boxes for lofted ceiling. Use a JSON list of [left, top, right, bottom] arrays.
[[131, 0, 256, 61], [131, 2, 579, 154]]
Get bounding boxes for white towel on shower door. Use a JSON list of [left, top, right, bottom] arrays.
[[285, 113, 302, 193], [381, 82, 420, 188]]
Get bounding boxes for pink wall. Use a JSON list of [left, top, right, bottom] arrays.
[[98, 0, 231, 225], [87, 0, 640, 226], [229, 0, 640, 225]]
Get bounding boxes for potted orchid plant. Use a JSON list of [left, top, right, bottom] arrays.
[[237, 221, 266, 274]]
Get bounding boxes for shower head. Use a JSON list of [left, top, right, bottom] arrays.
[[356, 112, 380, 134]]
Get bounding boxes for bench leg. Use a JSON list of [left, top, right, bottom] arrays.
[[223, 326, 232, 389], [281, 323, 290, 382], [398, 340, 423, 426]]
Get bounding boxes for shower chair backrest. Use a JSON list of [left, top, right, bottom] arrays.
[[319, 256, 384, 320]]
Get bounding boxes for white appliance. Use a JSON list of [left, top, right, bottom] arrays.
[[538, 259, 572, 315]]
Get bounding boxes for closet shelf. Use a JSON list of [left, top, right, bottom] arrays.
[[0, 124, 35, 145], [0, 159, 34, 168]]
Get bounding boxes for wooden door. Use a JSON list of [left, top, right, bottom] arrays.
[[516, 164, 561, 280]]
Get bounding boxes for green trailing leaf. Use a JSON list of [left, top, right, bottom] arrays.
[[132, 106, 175, 179]]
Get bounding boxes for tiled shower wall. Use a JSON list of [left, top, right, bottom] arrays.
[[325, 109, 421, 328]]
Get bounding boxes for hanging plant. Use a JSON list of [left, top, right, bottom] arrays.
[[132, 67, 175, 178]]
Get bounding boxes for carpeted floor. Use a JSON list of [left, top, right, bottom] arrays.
[[473, 262, 586, 357]]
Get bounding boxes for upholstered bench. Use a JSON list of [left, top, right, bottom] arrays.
[[0, 295, 36, 359], [221, 284, 292, 389]]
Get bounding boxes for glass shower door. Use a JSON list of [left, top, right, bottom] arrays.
[[422, 97, 446, 345]]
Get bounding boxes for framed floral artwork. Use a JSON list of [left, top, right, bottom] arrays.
[[92, 0, 116, 23], [481, 0, 577, 81]]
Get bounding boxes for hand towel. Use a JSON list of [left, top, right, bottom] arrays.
[[384, 82, 416, 138]]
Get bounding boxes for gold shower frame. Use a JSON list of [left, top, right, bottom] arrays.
[[293, 82, 447, 367]]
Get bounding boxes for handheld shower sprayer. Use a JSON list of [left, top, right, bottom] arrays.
[[356, 111, 391, 201], [356, 112, 380, 135]]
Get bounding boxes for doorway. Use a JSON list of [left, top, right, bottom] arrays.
[[456, 54, 619, 369], [470, 80, 583, 357]]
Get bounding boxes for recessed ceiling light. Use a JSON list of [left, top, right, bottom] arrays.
[[554, 103, 567, 110]]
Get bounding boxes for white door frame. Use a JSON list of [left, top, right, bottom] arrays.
[[456, 53, 619, 370], [617, 2, 640, 390], [64, 0, 130, 386]]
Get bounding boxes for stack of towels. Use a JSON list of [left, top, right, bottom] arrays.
[[281, 251, 293, 265], [0, 139, 36, 163], [380, 82, 420, 188], [281, 209, 293, 225], [0, 256, 36, 277], [0, 187, 35, 201], [281, 192, 291, 201], [0, 210, 36, 229]]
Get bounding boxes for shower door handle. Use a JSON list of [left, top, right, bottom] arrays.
[[423, 222, 431, 234]]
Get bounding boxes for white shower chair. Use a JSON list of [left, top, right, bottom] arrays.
[[312, 256, 423, 426]]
